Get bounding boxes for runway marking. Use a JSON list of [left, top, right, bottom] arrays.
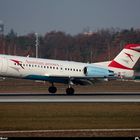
[[0, 92, 140, 96], [0, 99, 140, 103], [0, 92, 140, 102], [0, 128, 140, 133]]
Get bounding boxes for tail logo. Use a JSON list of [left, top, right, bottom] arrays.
[[124, 52, 134, 62]]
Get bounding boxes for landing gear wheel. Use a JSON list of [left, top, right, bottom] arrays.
[[48, 86, 57, 93], [66, 87, 75, 95]]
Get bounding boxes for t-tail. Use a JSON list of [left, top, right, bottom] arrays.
[[108, 44, 140, 78]]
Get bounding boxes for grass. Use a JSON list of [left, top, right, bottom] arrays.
[[0, 103, 140, 130]]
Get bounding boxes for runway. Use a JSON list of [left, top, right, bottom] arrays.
[[1, 129, 140, 137], [0, 92, 140, 102]]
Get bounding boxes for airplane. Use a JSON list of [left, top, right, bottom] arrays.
[[0, 43, 139, 94]]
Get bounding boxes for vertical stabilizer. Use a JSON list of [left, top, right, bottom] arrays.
[[108, 44, 140, 70]]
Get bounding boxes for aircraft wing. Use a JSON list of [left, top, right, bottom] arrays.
[[71, 77, 99, 85], [47, 75, 115, 86]]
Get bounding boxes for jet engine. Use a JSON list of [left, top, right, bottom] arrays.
[[84, 66, 115, 78]]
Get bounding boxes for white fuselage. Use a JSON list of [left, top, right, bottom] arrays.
[[0, 54, 113, 82], [109, 67, 134, 78], [0, 55, 84, 78]]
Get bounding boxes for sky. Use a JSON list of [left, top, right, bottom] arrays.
[[0, 0, 140, 36]]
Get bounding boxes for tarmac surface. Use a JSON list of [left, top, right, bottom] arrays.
[[0, 92, 140, 102]]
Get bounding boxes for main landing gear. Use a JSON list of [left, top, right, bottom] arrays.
[[66, 87, 75, 95], [48, 83, 75, 95]]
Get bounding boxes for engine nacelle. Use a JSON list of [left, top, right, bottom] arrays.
[[84, 66, 115, 78]]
